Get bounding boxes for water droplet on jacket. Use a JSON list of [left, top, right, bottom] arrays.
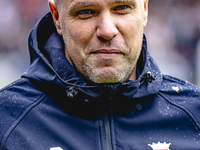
[[84, 99, 89, 102], [136, 104, 142, 111]]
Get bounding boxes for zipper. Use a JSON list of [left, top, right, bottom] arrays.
[[98, 110, 113, 150], [98, 84, 118, 150]]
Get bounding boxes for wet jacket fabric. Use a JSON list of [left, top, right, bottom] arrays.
[[1, 13, 200, 150]]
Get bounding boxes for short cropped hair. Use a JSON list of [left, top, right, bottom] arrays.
[[54, 0, 59, 8]]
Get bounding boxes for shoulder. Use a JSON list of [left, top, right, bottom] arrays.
[[159, 74, 200, 127], [0, 78, 47, 103], [0, 78, 47, 145], [160, 74, 200, 98]]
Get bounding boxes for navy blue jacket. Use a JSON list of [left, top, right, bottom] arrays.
[[1, 13, 200, 150]]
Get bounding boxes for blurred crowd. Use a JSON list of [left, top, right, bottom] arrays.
[[145, 0, 200, 87], [0, 0, 49, 88], [0, 0, 200, 88]]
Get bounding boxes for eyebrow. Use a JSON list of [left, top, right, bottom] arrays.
[[68, 0, 137, 13], [68, 2, 100, 13], [110, 0, 137, 5]]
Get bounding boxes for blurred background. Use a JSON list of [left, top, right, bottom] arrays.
[[0, 0, 200, 88]]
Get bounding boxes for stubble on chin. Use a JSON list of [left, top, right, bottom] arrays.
[[82, 58, 134, 84]]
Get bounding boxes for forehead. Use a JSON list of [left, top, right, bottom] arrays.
[[66, 0, 139, 7], [68, 0, 138, 3], [62, 0, 142, 12]]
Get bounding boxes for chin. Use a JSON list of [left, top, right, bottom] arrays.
[[88, 71, 128, 84]]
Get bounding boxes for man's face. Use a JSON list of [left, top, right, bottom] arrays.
[[50, 0, 148, 83]]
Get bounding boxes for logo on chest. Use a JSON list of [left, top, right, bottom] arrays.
[[148, 142, 171, 150], [50, 147, 64, 150]]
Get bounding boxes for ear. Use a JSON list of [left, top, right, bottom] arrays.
[[143, 0, 149, 28], [48, 0, 62, 35]]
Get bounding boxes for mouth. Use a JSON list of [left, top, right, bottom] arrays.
[[90, 49, 122, 59]]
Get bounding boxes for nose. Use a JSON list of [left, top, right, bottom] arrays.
[[96, 13, 118, 41]]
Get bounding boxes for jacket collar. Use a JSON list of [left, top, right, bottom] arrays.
[[23, 13, 163, 101]]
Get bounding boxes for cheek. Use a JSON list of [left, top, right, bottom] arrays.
[[117, 14, 143, 39], [120, 20, 143, 54], [61, 20, 97, 69], [66, 21, 95, 46], [127, 17, 143, 35], [120, 17, 143, 58]]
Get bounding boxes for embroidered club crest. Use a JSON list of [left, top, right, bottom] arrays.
[[148, 142, 171, 150], [50, 147, 64, 150]]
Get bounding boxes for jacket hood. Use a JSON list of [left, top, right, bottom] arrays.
[[22, 13, 163, 101]]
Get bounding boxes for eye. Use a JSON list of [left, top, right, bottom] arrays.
[[76, 9, 96, 18], [113, 5, 131, 13]]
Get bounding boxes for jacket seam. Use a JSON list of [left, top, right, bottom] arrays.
[[162, 75, 186, 85], [0, 93, 48, 149], [0, 78, 27, 92], [158, 92, 200, 131]]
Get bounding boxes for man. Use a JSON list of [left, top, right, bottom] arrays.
[[0, 0, 200, 149]]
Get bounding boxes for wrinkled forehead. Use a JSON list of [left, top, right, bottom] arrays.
[[58, 0, 142, 6], [57, 0, 144, 11], [67, 0, 138, 2]]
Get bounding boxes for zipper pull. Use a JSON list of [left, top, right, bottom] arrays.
[[140, 71, 156, 86], [66, 85, 78, 98]]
